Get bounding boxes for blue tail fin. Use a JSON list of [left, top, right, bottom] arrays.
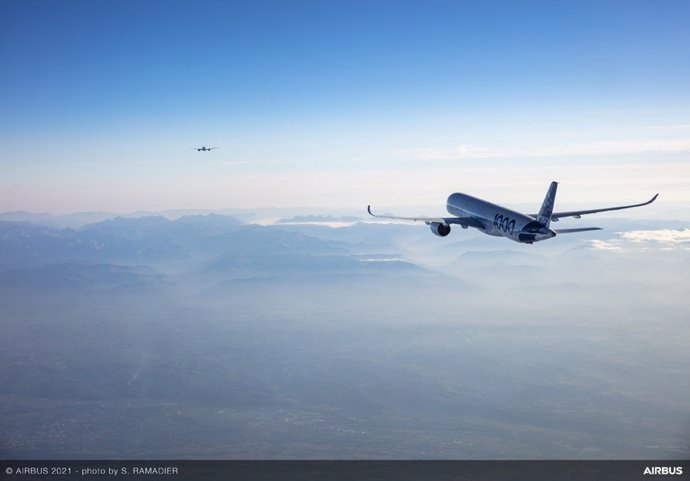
[[537, 181, 558, 227]]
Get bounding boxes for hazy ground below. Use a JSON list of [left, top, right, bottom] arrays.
[[1, 215, 689, 459]]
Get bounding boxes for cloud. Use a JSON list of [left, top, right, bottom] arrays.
[[590, 229, 690, 252], [620, 229, 690, 245], [589, 240, 623, 251], [648, 124, 690, 130], [396, 139, 690, 161]]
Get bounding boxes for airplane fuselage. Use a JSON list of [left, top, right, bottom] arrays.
[[446, 193, 556, 244]]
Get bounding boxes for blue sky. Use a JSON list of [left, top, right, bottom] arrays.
[[1, 0, 689, 214]]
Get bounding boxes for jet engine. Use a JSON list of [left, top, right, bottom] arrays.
[[429, 222, 451, 237]]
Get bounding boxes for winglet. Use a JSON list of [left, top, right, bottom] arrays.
[[367, 205, 374, 216], [648, 193, 659, 204]]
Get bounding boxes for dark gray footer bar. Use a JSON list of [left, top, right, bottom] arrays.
[[2, 460, 688, 481]]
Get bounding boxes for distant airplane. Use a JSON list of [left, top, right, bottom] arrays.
[[367, 181, 658, 244], [194, 146, 218, 152]]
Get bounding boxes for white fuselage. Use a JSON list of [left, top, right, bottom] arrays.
[[446, 193, 556, 243]]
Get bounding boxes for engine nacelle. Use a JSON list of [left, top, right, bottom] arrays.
[[429, 222, 451, 237]]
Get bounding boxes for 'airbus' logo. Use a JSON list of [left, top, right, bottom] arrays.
[[643, 466, 683, 475]]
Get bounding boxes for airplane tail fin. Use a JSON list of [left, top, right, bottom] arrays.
[[537, 181, 558, 227]]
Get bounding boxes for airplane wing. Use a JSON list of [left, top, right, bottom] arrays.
[[531, 194, 658, 221], [367, 205, 485, 229]]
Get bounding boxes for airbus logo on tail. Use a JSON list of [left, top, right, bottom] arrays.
[[536, 181, 558, 226]]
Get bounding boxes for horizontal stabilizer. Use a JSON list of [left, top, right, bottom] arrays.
[[553, 227, 602, 234]]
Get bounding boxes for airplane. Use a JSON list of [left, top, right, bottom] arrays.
[[194, 146, 218, 152], [367, 181, 658, 244]]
